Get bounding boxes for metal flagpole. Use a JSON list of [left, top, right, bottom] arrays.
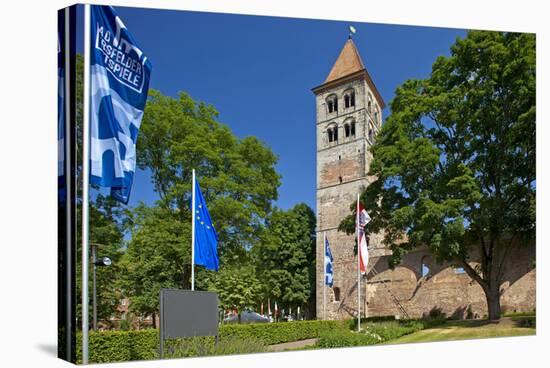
[[82, 3, 91, 364], [323, 231, 326, 320], [356, 193, 361, 332], [191, 169, 196, 290], [64, 6, 73, 361]]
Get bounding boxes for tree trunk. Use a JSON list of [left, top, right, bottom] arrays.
[[484, 286, 501, 320], [238, 311, 242, 324], [152, 313, 157, 328]]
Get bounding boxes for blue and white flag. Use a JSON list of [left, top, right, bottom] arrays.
[[89, 5, 152, 204], [324, 233, 334, 287], [193, 177, 219, 271]]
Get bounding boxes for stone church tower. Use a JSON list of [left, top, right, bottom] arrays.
[[313, 37, 385, 319], [313, 37, 535, 321]]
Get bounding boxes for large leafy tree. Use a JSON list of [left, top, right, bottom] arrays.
[[137, 90, 281, 259], [340, 31, 535, 320], [254, 203, 317, 318], [120, 90, 281, 317]]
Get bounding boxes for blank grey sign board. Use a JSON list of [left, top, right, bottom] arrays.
[[160, 289, 218, 339]]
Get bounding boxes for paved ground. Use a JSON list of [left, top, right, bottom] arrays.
[[267, 338, 318, 352]]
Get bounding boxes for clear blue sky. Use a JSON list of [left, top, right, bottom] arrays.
[[81, 5, 467, 211]]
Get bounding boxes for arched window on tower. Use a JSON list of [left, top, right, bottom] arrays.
[[344, 123, 350, 137], [343, 89, 356, 109], [368, 94, 373, 114], [327, 95, 338, 114], [350, 121, 356, 136], [327, 125, 338, 143]]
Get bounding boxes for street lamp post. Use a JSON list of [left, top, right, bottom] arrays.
[[91, 243, 112, 331]]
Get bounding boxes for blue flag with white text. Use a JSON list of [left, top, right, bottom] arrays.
[[325, 235, 334, 287], [193, 178, 219, 271], [89, 5, 152, 204]]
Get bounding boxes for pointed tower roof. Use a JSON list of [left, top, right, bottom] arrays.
[[324, 39, 365, 83], [312, 38, 385, 109]]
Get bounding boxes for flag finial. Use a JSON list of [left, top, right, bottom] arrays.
[[348, 25, 356, 39]]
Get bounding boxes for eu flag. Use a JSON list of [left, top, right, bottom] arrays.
[[193, 177, 219, 271], [89, 5, 152, 204]]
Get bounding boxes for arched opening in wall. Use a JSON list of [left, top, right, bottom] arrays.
[[344, 124, 350, 137], [421, 256, 431, 277], [327, 95, 338, 113], [327, 125, 338, 143], [368, 127, 374, 142], [333, 287, 341, 302], [350, 121, 356, 136], [343, 89, 355, 109], [368, 94, 373, 114]]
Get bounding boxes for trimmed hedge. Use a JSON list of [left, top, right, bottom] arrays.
[[77, 320, 345, 363], [221, 320, 344, 345], [77, 329, 158, 364], [317, 320, 425, 348]]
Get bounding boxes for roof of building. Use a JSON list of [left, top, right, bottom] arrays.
[[313, 38, 385, 109], [324, 38, 365, 83]]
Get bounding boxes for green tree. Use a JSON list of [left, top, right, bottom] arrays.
[[340, 31, 535, 320], [137, 89, 281, 260], [118, 204, 189, 325], [76, 194, 126, 328], [120, 90, 281, 318], [210, 263, 262, 323], [254, 203, 317, 318]]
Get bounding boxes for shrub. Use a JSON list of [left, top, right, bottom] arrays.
[[220, 320, 344, 345], [76, 320, 345, 363], [347, 315, 396, 330], [428, 306, 446, 319], [76, 329, 158, 364], [317, 320, 425, 349], [317, 329, 380, 348], [510, 316, 536, 328], [364, 320, 424, 340], [166, 336, 266, 358], [503, 310, 536, 318]]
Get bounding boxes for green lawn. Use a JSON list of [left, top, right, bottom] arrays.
[[386, 317, 535, 344]]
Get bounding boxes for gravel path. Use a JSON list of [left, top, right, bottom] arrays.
[[267, 338, 318, 352]]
